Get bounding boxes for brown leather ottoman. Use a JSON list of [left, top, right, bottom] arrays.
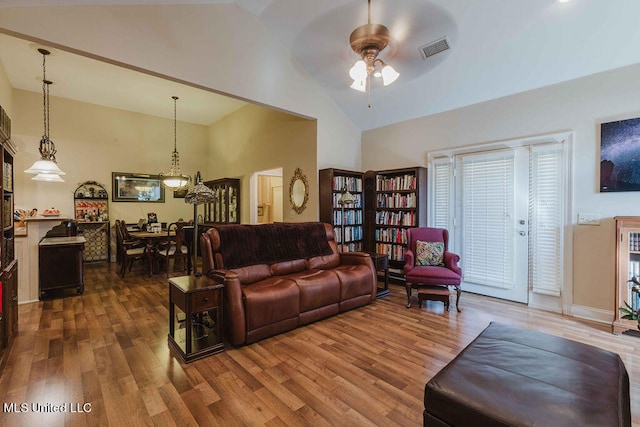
[[424, 322, 631, 427]]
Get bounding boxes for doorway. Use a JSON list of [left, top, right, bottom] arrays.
[[429, 133, 569, 306], [253, 168, 283, 224]]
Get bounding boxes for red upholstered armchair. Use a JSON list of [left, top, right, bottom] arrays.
[[403, 227, 462, 310]]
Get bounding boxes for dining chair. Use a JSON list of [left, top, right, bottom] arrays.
[[157, 221, 190, 277], [115, 219, 147, 277]]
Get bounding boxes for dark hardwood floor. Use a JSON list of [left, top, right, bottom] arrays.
[[1, 262, 639, 426]]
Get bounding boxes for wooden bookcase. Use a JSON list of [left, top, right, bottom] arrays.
[[203, 178, 240, 225], [613, 216, 640, 334], [364, 167, 427, 280], [319, 168, 364, 252], [0, 105, 17, 370]]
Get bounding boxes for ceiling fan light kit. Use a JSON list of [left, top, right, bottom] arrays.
[[348, 1, 399, 101]]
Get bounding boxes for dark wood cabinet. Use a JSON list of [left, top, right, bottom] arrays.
[[203, 178, 240, 225], [2, 261, 17, 358], [319, 168, 364, 252], [0, 105, 16, 369], [39, 236, 85, 299]]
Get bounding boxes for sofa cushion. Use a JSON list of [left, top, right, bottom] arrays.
[[230, 264, 272, 285], [243, 277, 300, 331], [270, 259, 307, 276], [334, 264, 375, 300], [308, 242, 340, 270], [288, 269, 341, 312]]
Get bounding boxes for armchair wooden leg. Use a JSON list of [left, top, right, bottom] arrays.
[[406, 283, 412, 308], [455, 285, 462, 312]]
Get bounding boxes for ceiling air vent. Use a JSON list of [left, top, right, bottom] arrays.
[[419, 36, 450, 60]]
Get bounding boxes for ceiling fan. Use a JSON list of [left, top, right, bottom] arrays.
[[348, 0, 399, 103]]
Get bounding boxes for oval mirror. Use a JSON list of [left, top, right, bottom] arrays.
[[289, 167, 309, 214]]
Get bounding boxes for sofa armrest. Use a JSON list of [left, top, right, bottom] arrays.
[[339, 251, 372, 266], [206, 269, 246, 346], [340, 251, 377, 299], [444, 251, 462, 276], [403, 250, 415, 274]]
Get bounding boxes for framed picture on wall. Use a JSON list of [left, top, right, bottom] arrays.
[[112, 172, 165, 202], [173, 188, 188, 198], [601, 117, 640, 192]]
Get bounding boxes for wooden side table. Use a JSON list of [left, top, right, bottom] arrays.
[[367, 252, 389, 298], [168, 275, 224, 363]]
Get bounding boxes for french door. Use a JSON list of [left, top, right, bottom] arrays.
[[431, 141, 566, 304]]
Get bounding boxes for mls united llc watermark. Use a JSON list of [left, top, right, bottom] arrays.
[[3, 402, 92, 413]]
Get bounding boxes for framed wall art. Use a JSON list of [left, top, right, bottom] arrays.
[[601, 117, 640, 192], [112, 172, 165, 202]]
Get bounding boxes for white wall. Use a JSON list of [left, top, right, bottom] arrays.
[[362, 62, 640, 320], [0, 4, 361, 172]]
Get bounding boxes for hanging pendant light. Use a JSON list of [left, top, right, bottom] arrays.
[[24, 48, 66, 181], [159, 96, 191, 190]]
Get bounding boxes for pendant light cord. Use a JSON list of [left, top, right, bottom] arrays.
[[172, 96, 178, 155], [42, 53, 49, 138], [368, 0, 371, 25]]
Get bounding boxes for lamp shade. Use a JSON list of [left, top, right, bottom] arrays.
[[25, 159, 66, 175], [349, 60, 367, 81], [161, 174, 190, 190], [337, 189, 357, 205], [350, 79, 366, 92], [185, 182, 216, 205], [32, 172, 65, 182], [381, 63, 400, 86]]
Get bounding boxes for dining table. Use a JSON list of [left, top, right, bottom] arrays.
[[129, 226, 194, 275]]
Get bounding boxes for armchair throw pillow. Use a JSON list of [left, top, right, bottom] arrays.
[[416, 240, 445, 266]]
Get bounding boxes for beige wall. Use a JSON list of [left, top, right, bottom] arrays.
[[0, 58, 11, 117], [362, 63, 640, 319], [207, 104, 317, 223], [12, 89, 208, 224]]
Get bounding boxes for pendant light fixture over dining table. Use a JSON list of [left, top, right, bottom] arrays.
[[159, 96, 191, 191], [24, 48, 66, 182]]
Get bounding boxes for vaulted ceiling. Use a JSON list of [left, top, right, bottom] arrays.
[[1, 0, 640, 130]]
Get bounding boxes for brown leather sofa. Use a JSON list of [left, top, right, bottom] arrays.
[[424, 322, 631, 426], [200, 222, 376, 346]]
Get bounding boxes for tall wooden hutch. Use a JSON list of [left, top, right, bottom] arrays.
[[0, 105, 17, 369], [203, 178, 240, 225]]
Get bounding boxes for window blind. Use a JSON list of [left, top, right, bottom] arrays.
[[432, 159, 452, 230], [529, 144, 564, 296], [460, 151, 515, 289]]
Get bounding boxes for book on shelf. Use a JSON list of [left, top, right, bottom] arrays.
[[332, 176, 362, 192], [376, 174, 417, 191]]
